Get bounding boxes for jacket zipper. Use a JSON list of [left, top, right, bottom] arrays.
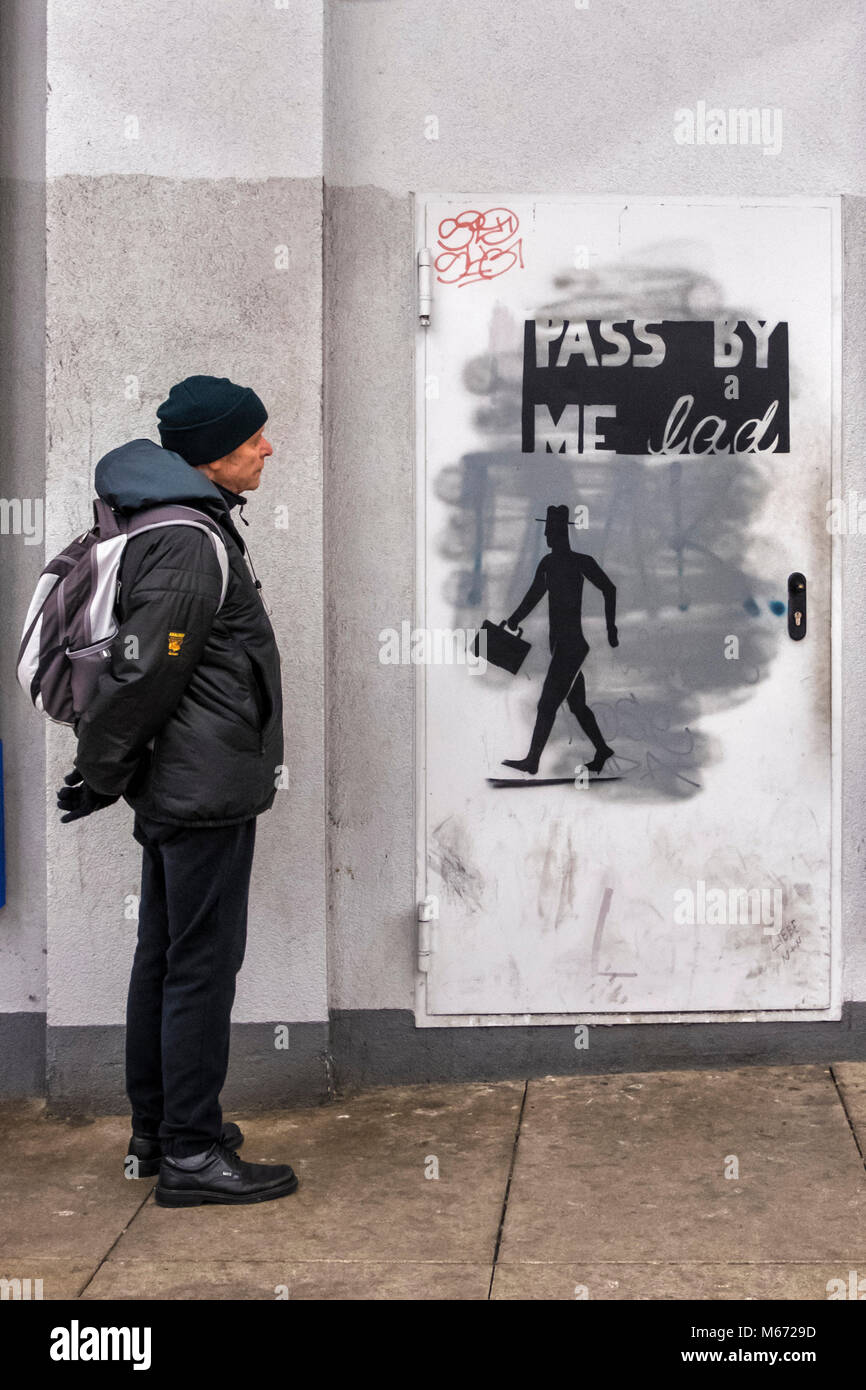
[[235, 507, 272, 615], [219, 504, 273, 752]]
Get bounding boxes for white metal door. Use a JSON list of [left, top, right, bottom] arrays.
[[415, 195, 840, 1025]]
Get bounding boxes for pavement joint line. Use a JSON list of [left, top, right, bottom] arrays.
[[75, 1185, 158, 1299], [487, 1079, 528, 1301], [492, 1258, 866, 1266], [87, 1258, 501, 1266], [81, 1258, 866, 1267], [829, 1062, 865, 1165]]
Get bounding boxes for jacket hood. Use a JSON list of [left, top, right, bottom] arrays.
[[94, 438, 227, 512]]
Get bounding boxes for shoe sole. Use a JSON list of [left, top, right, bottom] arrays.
[[126, 1133, 244, 1180], [153, 1174, 299, 1207]]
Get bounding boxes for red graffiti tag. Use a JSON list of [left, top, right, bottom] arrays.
[[434, 208, 524, 288]]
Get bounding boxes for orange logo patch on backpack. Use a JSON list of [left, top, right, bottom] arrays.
[[168, 631, 186, 656]]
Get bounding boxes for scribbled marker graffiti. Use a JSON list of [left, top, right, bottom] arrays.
[[434, 208, 525, 287]]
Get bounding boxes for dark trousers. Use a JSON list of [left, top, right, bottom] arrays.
[[126, 812, 257, 1158]]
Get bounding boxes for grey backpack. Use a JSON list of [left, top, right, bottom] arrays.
[[17, 499, 229, 727]]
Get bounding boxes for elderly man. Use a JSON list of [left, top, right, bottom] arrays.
[[60, 375, 297, 1207]]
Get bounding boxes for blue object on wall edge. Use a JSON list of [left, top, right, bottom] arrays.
[[0, 740, 6, 909]]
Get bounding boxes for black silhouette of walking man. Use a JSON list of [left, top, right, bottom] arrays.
[[503, 504, 618, 776]]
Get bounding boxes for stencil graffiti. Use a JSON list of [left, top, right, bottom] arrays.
[[498, 504, 618, 778], [435, 258, 788, 800], [524, 317, 790, 456]]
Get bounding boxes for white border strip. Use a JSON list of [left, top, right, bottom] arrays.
[[829, 192, 843, 1020]]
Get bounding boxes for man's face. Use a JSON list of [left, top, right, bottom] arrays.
[[200, 427, 272, 493]]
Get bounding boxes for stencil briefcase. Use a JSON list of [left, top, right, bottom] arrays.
[[473, 619, 531, 674]]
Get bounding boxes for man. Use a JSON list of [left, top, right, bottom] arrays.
[[503, 503, 618, 777], [58, 375, 297, 1207]]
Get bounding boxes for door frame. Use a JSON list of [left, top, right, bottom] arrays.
[[412, 192, 842, 1027]]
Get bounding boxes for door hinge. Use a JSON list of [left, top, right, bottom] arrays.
[[417, 248, 433, 327], [417, 894, 438, 972]]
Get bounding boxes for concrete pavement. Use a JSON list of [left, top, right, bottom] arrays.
[[2, 1063, 866, 1300]]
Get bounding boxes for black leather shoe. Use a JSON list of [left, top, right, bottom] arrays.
[[125, 1122, 244, 1178], [154, 1140, 298, 1207]]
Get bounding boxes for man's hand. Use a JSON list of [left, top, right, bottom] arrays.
[[505, 615, 520, 632], [57, 768, 120, 823], [608, 625, 619, 648]]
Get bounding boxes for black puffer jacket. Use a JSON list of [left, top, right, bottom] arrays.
[[74, 439, 284, 826]]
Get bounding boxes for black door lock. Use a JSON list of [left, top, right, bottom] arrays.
[[788, 572, 806, 640]]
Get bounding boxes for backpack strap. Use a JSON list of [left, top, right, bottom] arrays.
[[92, 496, 125, 540], [125, 504, 230, 611]]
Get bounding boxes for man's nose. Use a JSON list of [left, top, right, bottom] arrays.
[[261, 436, 273, 457]]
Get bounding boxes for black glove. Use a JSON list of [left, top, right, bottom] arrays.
[[57, 768, 120, 823], [608, 625, 619, 648]]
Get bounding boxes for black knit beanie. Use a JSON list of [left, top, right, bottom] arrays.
[[156, 375, 268, 466]]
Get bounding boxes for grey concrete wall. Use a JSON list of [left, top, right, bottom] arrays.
[[43, 176, 327, 1033], [0, 0, 48, 1090], [324, 0, 866, 1013], [41, 0, 329, 1068], [3, 0, 866, 1106]]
